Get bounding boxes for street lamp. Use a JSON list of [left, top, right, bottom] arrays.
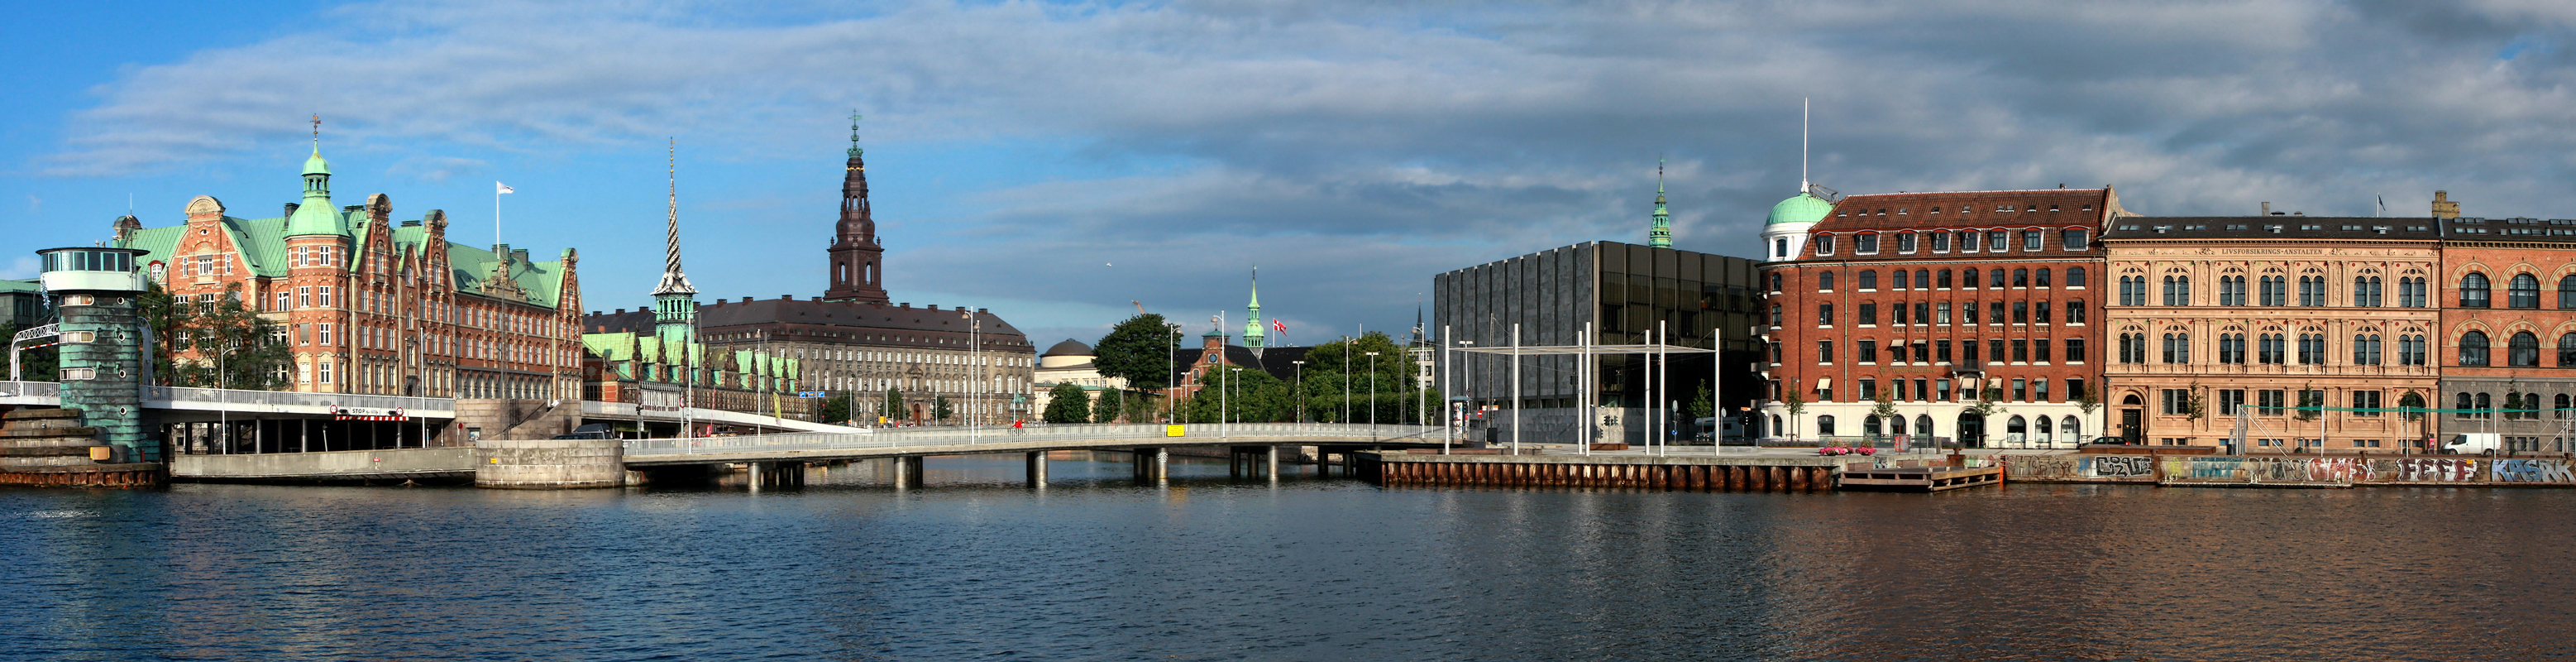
[[1167, 323, 1180, 425], [1365, 351, 1380, 428], [1290, 360, 1305, 426], [1230, 367, 1245, 431], [1458, 340, 1475, 442]]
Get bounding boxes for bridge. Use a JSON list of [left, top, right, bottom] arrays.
[[0, 381, 847, 444], [171, 422, 1451, 487]]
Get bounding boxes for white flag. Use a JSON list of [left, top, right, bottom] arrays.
[[496, 181, 514, 194]]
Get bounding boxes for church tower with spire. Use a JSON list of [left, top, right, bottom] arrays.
[[1241, 268, 1265, 355], [652, 139, 699, 351], [1648, 158, 1672, 248], [823, 113, 891, 304]]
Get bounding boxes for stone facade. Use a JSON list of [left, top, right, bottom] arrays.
[[1759, 189, 2123, 448], [2100, 216, 2441, 452]]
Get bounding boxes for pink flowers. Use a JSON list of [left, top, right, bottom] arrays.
[[1817, 445, 1880, 456]]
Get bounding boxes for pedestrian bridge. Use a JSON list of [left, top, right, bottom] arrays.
[[0, 381, 456, 419], [621, 422, 1446, 466]]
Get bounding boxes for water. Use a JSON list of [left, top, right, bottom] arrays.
[[2, 453, 2572, 661]]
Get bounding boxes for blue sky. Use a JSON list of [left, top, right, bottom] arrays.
[[9, 0, 2576, 346]]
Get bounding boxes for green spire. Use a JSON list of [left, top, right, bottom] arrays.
[[847, 111, 864, 157], [286, 118, 347, 238], [1242, 266, 1265, 348], [1649, 157, 1671, 247]]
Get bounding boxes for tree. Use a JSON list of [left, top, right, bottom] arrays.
[[1871, 388, 1900, 439], [1689, 380, 1714, 421], [820, 395, 851, 424], [1092, 387, 1123, 424], [1123, 390, 1158, 424], [1182, 367, 1291, 424], [1044, 383, 1091, 424], [933, 395, 953, 423], [1094, 314, 1178, 391], [141, 281, 289, 390], [2295, 381, 2322, 422], [1782, 387, 1807, 441], [880, 387, 905, 423]]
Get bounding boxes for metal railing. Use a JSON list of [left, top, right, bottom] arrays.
[[0, 381, 60, 398], [148, 386, 454, 413], [624, 423, 1441, 457]]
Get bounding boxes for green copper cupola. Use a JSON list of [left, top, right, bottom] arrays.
[[1241, 269, 1265, 351], [284, 138, 347, 237], [1649, 158, 1672, 248]]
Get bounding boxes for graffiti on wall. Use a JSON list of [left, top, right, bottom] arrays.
[[2156, 456, 2576, 485], [2005, 455, 2156, 481], [2091, 456, 2155, 477]]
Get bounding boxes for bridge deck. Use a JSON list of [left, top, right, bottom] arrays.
[[623, 423, 1444, 466]]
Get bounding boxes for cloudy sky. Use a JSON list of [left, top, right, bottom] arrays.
[[6, 0, 2576, 346]]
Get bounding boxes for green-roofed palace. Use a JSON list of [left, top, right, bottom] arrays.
[[112, 142, 584, 401]]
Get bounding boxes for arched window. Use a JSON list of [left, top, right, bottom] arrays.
[[2061, 416, 2081, 444], [2560, 333, 2576, 367], [1775, 237, 1790, 258], [2067, 266, 2086, 287], [2006, 415, 2029, 442], [1916, 270, 1930, 289], [2014, 269, 2030, 287], [1914, 415, 1933, 437], [2559, 394, 2573, 420], [2035, 415, 2053, 439], [1937, 270, 1953, 288], [2511, 274, 2541, 309], [2462, 272, 2492, 308], [1817, 272, 1833, 290], [2162, 333, 2191, 363], [1991, 269, 2008, 288], [1893, 270, 1910, 290], [2461, 330, 2491, 366], [1769, 415, 1782, 437], [2456, 392, 2475, 418], [2561, 275, 2576, 309], [1858, 270, 1878, 289], [2511, 331, 2540, 367], [1863, 415, 1884, 437], [2163, 275, 2191, 305], [2035, 268, 2052, 287], [1963, 269, 1981, 290], [2478, 392, 2494, 418], [2353, 334, 2382, 365], [1816, 415, 1837, 437]]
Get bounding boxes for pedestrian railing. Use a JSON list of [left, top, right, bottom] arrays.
[[624, 423, 1442, 457], [0, 381, 60, 399]]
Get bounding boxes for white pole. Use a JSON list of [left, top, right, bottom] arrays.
[[1582, 322, 1593, 457], [1658, 321, 1669, 457], [1441, 324, 1451, 454], [1511, 323, 1522, 455], [1713, 327, 1723, 455]]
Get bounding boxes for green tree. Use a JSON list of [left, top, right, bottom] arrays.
[[1298, 331, 1414, 422], [141, 282, 289, 389], [1044, 383, 1091, 424], [1183, 367, 1291, 424], [1093, 314, 1178, 391], [1123, 390, 1157, 424], [820, 395, 851, 424], [1092, 387, 1123, 424], [933, 395, 953, 423], [880, 387, 906, 423]]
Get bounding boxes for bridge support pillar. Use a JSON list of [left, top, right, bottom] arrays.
[[745, 462, 767, 492], [894, 456, 925, 489], [1266, 445, 1279, 482], [1025, 451, 1048, 487]]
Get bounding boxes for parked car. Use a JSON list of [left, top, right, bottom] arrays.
[[552, 423, 620, 440], [2440, 433, 2502, 456], [2086, 435, 2141, 446]]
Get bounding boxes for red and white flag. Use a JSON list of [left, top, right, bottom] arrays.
[[1273, 319, 1286, 333]]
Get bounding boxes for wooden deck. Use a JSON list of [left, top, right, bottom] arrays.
[[1835, 465, 2002, 492]]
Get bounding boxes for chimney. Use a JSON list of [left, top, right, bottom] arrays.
[[782, 295, 796, 300], [2260, 202, 2270, 216], [284, 203, 300, 218], [2433, 190, 2461, 219], [512, 248, 530, 264]]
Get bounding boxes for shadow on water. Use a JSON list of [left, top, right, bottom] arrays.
[[1, 469, 2572, 660]]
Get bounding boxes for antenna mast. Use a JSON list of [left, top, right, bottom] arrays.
[[1801, 98, 1810, 194]]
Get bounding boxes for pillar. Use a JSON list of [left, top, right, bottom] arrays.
[[1026, 451, 1048, 487], [1154, 447, 1169, 481], [746, 461, 768, 492], [1266, 445, 1279, 481]]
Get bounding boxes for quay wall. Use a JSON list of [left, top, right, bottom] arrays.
[[2004, 454, 2576, 487], [1363, 452, 1851, 491]]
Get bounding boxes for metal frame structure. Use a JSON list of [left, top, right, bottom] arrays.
[[1443, 322, 1722, 456]]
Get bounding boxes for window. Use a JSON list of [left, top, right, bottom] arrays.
[[1816, 415, 1836, 436], [1898, 233, 1918, 253], [2119, 276, 2143, 305], [2354, 334, 2382, 365], [2355, 276, 2383, 307], [2062, 229, 2088, 250], [2461, 330, 2491, 366], [1859, 379, 1878, 400], [2022, 230, 2043, 251], [2353, 391, 2382, 417], [2065, 338, 2085, 363], [1894, 270, 1911, 290], [2400, 277, 2427, 307], [2162, 333, 2190, 363], [1931, 233, 1950, 252], [1991, 269, 2007, 289], [2258, 276, 2285, 306], [2257, 333, 2284, 364], [319, 286, 334, 308], [1964, 301, 1981, 325], [2561, 333, 2576, 367], [1858, 271, 1878, 290], [2012, 338, 2029, 362], [2297, 333, 2324, 365], [1937, 340, 1953, 362], [1818, 272, 1834, 290], [1988, 230, 2009, 251], [1937, 270, 1953, 288], [318, 361, 333, 385], [2013, 301, 2029, 324], [2014, 269, 2030, 287], [2511, 274, 2541, 309], [2162, 276, 2191, 305], [2400, 334, 2426, 366], [1963, 231, 1982, 252], [2298, 276, 2325, 306], [2462, 272, 2492, 308], [1858, 304, 1877, 325], [2162, 389, 2192, 415], [1916, 270, 1930, 290], [1856, 233, 1880, 254], [2562, 275, 2576, 309], [2067, 266, 2086, 287], [2220, 333, 2246, 364], [2217, 389, 2247, 415], [2035, 301, 2052, 324], [1936, 303, 1952, 324], [2119, 333, 2143, 363], [2254, 390, 2287, 416], [1818, 341, 1834, 363], [2013, 378, 2029, 401], [1775, 237, 1790, 258], [2067, 300, 2086, 324], [2511, 331, 2540, 367], [1989, 301, 2005, 325], [1815, 235, 1836, 255], [1936, 380, 1953, 401], [296, 286, 311, 308], [1991, 338, 2006, 363], [2036, 269, 2053, 288], [1893, 304, 1910, 325], [1914, 302, 1929, 325], [1818, 304, 1834, 326], [1963, 338, 1981, 363]]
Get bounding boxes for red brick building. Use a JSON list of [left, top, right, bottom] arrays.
[[1756, 188, 2126, 448], [2438, 206, 2576, 452]]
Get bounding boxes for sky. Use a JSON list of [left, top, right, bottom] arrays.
[[8, 0, 2576, 348]]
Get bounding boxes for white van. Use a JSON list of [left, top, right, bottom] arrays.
[[2440, 433, 2502, 456], [1694, 417, 1745, 443]]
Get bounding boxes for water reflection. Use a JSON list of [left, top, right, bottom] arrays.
[[0, 474, 2570, 660]]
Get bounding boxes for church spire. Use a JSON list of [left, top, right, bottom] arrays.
[[1649, 157, 1672, 247], [824, 111, 891, 303], [653, 138, 695, 297], [1242, 266, 1265, 351]]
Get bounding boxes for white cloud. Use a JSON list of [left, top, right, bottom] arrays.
[[0, 257, 37, 281]]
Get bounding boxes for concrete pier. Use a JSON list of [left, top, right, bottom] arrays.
[[1026, 451, 1048, 487], [1361, 450, 1853, 492], [476, 438, 624, 488]]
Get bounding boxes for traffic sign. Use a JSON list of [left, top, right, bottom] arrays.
[[798, 391, 828, 398]]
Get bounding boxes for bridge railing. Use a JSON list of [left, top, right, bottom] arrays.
[[624, 423, 1442, 457], [147, 386, 456, 414], [0, 381, 60, 398]]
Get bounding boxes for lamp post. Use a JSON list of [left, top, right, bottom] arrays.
[[1365, 351, 1380, 429], [1230, 367, 1244, 433], [1291, 360, 1305, 427], [1458, 340, 1474, 443], [1167, 323, 1180, 425]]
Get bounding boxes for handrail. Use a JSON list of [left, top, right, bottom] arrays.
[[624, 423, 1441, 457]]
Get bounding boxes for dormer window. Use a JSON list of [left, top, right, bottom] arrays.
[[1814, 234, 1837, 255], [1856, 233, 1880, 255], [1897, 233, 1918, 253]]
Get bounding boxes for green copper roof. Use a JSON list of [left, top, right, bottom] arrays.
[[286, 149, 346, 237], [303, 148, 331, 176], [1765, 192, 1833, 226]]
